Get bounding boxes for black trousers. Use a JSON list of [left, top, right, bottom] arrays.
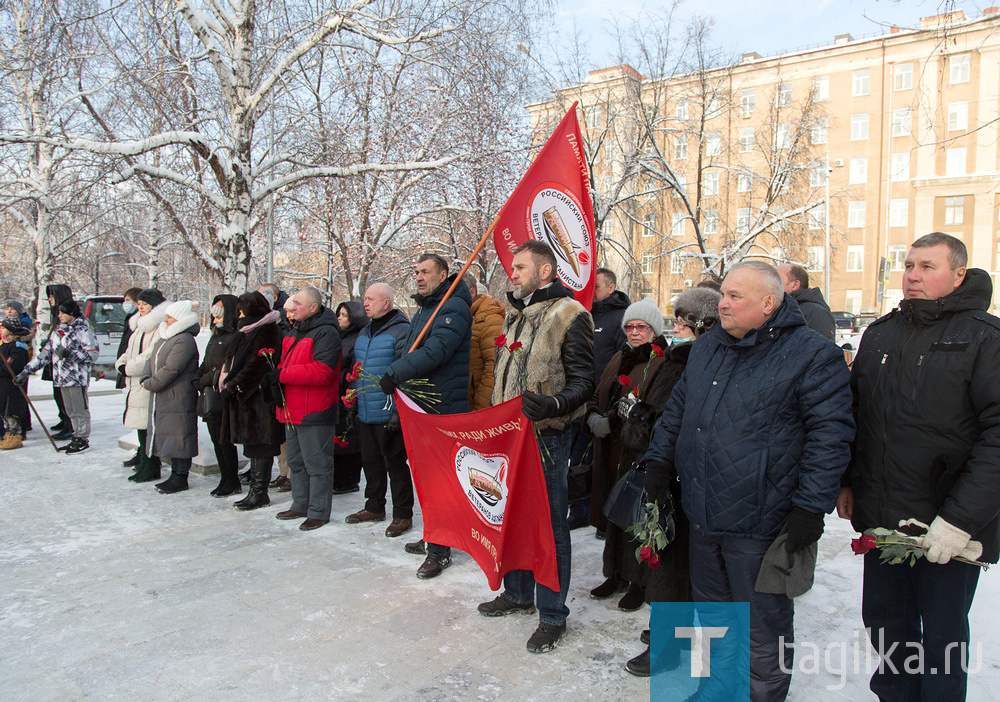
[[206, 419, 239, 477], [54, 386, 71, 428], [359, 421, 413, 519]]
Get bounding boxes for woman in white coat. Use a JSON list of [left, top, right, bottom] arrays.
[[116, 288, 169, 483]]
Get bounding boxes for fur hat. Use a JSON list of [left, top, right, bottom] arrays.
[[137, 288, 166, 307], [621, 298, 664, 336], [673, 288, 722, 336], [58, 299, 82, 319], [164, 300, 194, 321]]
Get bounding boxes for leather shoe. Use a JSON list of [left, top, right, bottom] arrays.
[[276, 510, 307, 520], [332, 485, 360, 495], [345, 509, 385, 524], [405, 539, 426, 555], [269, 475, 290, 489], [416, 553, 451, 579], [385, 518, 412, 537], [299, 518, 327, 531]]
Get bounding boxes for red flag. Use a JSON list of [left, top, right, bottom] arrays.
[[396, 392, 559, 592], [493, 102, 597, 310]]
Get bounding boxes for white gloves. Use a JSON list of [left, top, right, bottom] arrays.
[[587, 412, 611, 438], [923, 516, 981, 564]]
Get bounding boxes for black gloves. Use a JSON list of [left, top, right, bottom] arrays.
[[386, 411, 401, 434], [221, 385, 235, 401], [15, 370, 29, 384], [643, 461, 674, 506], [379, 373, 396, 396], [784, 507, 825, 553], [522, 390, 560, 421]]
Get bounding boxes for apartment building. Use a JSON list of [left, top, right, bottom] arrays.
[[526, 8, 1000, 315]]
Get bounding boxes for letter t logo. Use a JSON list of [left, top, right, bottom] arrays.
[[674, 626, 729, 677]]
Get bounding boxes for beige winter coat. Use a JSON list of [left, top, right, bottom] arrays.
[[116, 301, 168, 430]]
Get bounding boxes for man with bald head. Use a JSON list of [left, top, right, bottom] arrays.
[[344, 283, 415, 537], [643, 260, 854, 700]]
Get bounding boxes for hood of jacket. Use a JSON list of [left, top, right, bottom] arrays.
[[132, 300, 170, 334], [295, 305, 339, 334], [211, 294, 239, 333], [470, 293, 505, 320], [46, 284, 73, 310], [413, 274, 472, 310], [591, 289, 630, 314], [506, 277, 575, 311], [337, 300, 368, 337], [790, 286, 830, 309], [274, 289, 289, 311], [899, 267, 993, 326], [717, 293, 807, 348]]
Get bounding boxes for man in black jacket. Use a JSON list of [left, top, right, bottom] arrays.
[[476, 240, 594, 654], [840, 233, 1000, 701], [777, 264, 835, 341]]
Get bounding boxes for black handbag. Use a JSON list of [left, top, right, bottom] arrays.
[[603, 461, 650, 530], [201, 386, 224, 418]]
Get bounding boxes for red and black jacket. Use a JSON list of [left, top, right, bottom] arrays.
[[276, 307, 341, 426]]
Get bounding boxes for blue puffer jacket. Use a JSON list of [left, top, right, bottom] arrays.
[[354, 309, 410, 424], [386, 275, 471, 413], [645, 296, 854, 540]]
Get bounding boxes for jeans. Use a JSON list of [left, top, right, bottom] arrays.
[[502, 431, 572, 626], [863, 551, 981, 701]]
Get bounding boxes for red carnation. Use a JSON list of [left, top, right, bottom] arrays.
[[851, 534, 877, 555], [639, 544, 654, 562], [509, 341, 523, 353], [57, 329, 65, 337], [342, 394, 357, 408], [257, 349, 267, 357], [618, 374, 631, 386], [651, 344, 664, 358], [648, 553, 661, 569], [494, 334, 507, 348]]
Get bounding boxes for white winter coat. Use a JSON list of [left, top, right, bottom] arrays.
[[116, 301, 169, 430]]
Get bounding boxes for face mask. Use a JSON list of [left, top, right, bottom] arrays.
[[214, 319, 224, 328], [673, 336, 695, 346], [123, 301, 135, 314]]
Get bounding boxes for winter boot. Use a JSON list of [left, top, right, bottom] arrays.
[[0, 433, 22, 450], [235, 458, 271, 511], [211, 464, 242, 497], [155, 470, 189, 494], [130, 455, 162, 483]]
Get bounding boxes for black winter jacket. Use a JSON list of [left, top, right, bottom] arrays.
[[334, 301, 368, 454], [194, 295, 239, 420], [591, 289, 630, 385], [790, 287, 835, 341], [848, 269, 1000, 562]]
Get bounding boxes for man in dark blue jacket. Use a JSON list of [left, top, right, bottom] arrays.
[[345, 283, 414, 538], [380, 253, 471, 578], [644, 261, 854, 701]]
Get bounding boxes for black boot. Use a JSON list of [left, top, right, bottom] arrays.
[[155, 470, 189, 494], [130, 455, 162, 483], [211, 465, 242, 497], [123, 449, 141, 468], [235, 458, 270, 511]]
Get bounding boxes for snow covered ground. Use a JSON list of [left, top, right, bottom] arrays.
[[2, 389, 998, 700]]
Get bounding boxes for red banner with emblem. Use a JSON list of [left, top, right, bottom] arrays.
[[396, 391, 559, 592], [492, 102, 597, 310]]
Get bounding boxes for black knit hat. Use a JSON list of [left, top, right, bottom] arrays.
[[136, 288, 166, 307], [1, 318, 29, 336], [58, 299, 82, 319]]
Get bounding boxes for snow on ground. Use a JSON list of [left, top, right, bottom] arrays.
[[1, 389, 999, 700]]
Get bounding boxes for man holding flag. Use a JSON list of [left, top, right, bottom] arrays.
[[477, 240, 594, 653]]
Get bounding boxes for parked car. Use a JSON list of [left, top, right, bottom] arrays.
[[853, 307, 881, 333], [832, 311, 855, 343], [82, 295, 125, 379]]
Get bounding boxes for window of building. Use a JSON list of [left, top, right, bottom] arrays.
[[670, 252, 684, 274], [706, 94, 723, 119], [706, 132, 721, 156], [704, 209, 718, 234], [811, 118, 828, 145], [703, 171, 719, 196], [892, 108, 912, 137], [950, 54, 970, 84], [848, 201, 866, 228], [850, 157, 868, 184], [808, 246, 825, 272], [673, 173, 687, 194], [812, 75, 829, 102], [775, 123, 790, 149], [737, 171, 752, 192], [847, 245, 864, 272], [944, 196, 965, 225], [889, 199, 909, 227], [948, 102, 968, 132], [853, 69, 870, 96], [675, 136, 688, 160], [888, 244, 907, 271], [671, 212, 685, 236], [808, 205, 825, 230], [740, 89, 755, 117], [851, 113, 869, 140], [845, 289, 862, 314], [585, 106, 602, 129], [890, 152, 910, 182], [675, 100, 689, 120], [642, 213, 656, 237], [737, 207, 751, 233], [945, 148, 966, 176], [641, 251, 655, 274], [739, 127, 754, 152], [776, 82, 792, 107], [810, 160, 828, 187], [894, 63, 913, 90]]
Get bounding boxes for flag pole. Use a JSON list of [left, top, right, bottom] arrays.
[[407, 212, 502, 353]]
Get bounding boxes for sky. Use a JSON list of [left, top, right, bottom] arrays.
[[553, 0, 996, 69]]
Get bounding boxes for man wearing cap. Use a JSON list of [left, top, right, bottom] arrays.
[[19, 299, 99, 454]]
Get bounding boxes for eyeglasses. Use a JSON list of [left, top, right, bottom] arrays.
[[624, 323, 651, 332]]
